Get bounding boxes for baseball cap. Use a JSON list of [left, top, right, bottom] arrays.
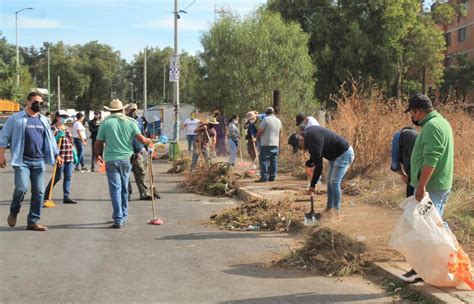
[[265, 107, 275, 115], [405, 94, 433, 113], [288, 133, 301, 153], [57, 110, 69, 117]]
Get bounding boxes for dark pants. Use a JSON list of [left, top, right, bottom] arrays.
[[259, 146, 278, 181], [186, 135, 196, 152], [128, 150, 149, 198], [91, 138, 96, 171], [216, 136, 227, 156], [45, 161, 74, 201], [73, 138, 85, 168], [406, 175, 415, 197]]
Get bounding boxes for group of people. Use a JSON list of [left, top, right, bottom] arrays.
[[0, 93, 159, 230]]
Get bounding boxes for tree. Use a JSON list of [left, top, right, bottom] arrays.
[[441, 55, 474, 101], [267, 0, 446, 103], [199, 10, 315, 116]]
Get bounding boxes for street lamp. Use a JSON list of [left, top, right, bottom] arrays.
[[16, 7, 34, 89]]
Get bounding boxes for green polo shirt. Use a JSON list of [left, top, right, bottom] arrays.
[[97, 114, 141, 162], [410, 111, 454, 191]]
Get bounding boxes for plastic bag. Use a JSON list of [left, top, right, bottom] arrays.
[[389, 195, 474, 289]]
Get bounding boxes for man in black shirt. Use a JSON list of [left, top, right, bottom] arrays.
[[288, 126, 354, 217], [390, 127, 418, 197]]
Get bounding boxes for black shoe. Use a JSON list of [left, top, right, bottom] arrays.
[[140, 195, 152, 201], [400, 269, 422, 283], [91, 168, 95, 172], [153, 188, 161, 199], [109, 223, 122, 229], [63, 198, 78, 204], [254, 178, 268, 183]]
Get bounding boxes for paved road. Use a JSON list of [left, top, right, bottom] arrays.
[[0, 157, 394, 303]]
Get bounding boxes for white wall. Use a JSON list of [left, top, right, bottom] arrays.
[[145, 103, 195, 140]]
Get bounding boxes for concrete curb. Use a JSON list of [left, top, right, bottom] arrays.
[[236, 184, 472, 304]]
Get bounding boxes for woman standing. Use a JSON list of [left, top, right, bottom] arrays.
[[72, 113, 88, 172], [44, 111, 78, 204], [227, 114, 240, 166]]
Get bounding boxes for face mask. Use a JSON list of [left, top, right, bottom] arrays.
[[232, 119, 238, 124], [411, 117, 421, 126], [191, 115, 196, 119], [249, 119, 255, 124], [31, 101, 41, 113]]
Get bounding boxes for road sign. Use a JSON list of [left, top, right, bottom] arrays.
[[169, 55, 180, 82]]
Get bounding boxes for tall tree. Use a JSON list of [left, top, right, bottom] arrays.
[[199, 10, 315, 115]]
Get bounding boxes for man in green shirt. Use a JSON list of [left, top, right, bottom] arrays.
[[401, 93, 454, 283], [94, 99, 153, 229]]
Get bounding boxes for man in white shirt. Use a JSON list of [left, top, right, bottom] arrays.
[[183, 111, 200, 152], [72, 113, 88, 172], [256, 107, 282, 182], [296, 113, 320, 130]]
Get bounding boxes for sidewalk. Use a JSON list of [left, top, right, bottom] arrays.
[[235, 174, 474, 303]]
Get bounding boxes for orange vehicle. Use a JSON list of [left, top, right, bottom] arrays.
[[0, 99, 21, 131]]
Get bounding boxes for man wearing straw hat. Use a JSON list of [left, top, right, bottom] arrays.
[[190, 117, 219, 170], [0, 92, 63, 231], [94, 99, 154, 229]]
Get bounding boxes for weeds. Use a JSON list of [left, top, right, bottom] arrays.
[[167, 155, 191, 174], [183, 162, 239, 197]]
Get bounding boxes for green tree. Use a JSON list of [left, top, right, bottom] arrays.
[[199, 10, 315, 115], [441, 55, 474, 101]]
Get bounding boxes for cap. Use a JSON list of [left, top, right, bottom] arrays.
[[288, 133, 301, 153], [57, 110, 69, 117], [405, 94, 433, 113], [126, 103, 138, 111], [295, 113, 306, 126], [266, 107, 275, 114]]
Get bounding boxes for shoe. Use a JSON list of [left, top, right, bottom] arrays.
[[254, 179, 268, 183], [74, 167, 81, 172], [7, 213, 17, 227], [153, 188, 161, 199], [109, 223, 122, 229], [63, 198, 78, 204], [400, 269, 422, 283], [91, 168, 95, 172], [140, 195, 152, 201], [81, 167, 90, 173], [26, 223, 48, 231]]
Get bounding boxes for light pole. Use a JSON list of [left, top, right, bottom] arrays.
[[15, 7, 34, 90], [173, 0, 180, 142]]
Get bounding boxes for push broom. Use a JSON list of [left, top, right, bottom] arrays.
[[44, 136, 63, 208], [147, 152, 163, 225]]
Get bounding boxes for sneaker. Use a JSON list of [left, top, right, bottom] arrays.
[[81, 167, 90, 173], [91, 168, 95, 172], [74, 167, 81, 172], [400, 269, 422, 283], [109, 223, 122, 229], [139, 195, 152, 201]]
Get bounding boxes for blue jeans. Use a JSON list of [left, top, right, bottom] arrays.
[[429, 190, 450, 229], [259, 146, 278, 181], [327, 146, 355, 210], [186, 135, 196, 152], [11, 159, 45, 224], [45, 161, 73, 201], [228, 139, 238, 165], [105, 159, 132, 225], [73, 138, 85, 168]]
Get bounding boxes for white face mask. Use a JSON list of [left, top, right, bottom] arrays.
[[249, 119, 255, 124], [232, 119, 238, 124]]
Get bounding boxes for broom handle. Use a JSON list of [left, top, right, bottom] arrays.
[[148, 153, 157, 219], [47, 136, 63, 201]]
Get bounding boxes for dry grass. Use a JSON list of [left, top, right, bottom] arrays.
[[209, 198, 306, 232], [183, 162, 239, 197], [277, 226, 369, 276], [167, 155, 191, 174]]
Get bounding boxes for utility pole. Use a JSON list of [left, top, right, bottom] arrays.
[[173, 0, 180, 142], [48, 47, 51, 112], [144, 47, 147, 113], [163, 62, 166, 101], [57, 75, 61, 110]]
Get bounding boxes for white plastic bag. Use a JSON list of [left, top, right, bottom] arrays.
[[389, 195, 474, 289]]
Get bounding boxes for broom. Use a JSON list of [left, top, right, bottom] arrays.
[[147, 152, 163, 225], [44, 136, 64, 208]]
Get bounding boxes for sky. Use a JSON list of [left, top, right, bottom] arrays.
[[1, 0, 267, 62]]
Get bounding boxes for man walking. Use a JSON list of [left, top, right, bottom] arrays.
[[0, 92, 63, 231], [256, 107, 282, 182], [94, 99, 153, 229], [401, 94, 454, 283]]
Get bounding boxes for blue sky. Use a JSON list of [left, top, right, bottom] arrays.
[[1, 0, 267, 62]]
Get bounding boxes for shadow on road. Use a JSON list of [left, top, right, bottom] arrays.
[[223, 263, 314, 279], [156, 231, 290, 241], [0, 221, 113, 231], [218, 292, 388, 303]]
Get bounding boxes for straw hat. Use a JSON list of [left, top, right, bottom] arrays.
[[207, 117, 219, 125], [104, 99, 125, 111]]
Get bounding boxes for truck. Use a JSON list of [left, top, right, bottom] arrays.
[[0, 99, 21, 131]]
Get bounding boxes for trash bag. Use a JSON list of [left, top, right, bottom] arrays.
[[389, 195, 474, 289]]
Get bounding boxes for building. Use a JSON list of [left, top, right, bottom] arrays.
[[442, 0, 474, 63], [144, 103, 196, 140]]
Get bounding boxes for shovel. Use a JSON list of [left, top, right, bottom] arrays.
[[304, 195, 320, 226]]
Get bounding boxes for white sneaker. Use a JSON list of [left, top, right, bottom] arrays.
[[400, 269, 422, 283]]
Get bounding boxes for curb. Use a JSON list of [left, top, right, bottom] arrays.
[[235, 184, 470, 304]]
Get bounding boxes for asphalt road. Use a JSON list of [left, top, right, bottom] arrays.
[[0, 156, 394, 303]]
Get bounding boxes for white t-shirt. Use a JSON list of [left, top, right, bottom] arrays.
[[184, 118, 200, 135], [305, 116, 320, 129], [73, 121, 86, 139], [259, 114, 282, 147]]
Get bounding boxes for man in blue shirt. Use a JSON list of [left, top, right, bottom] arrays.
[[0, 92, 63, 231]]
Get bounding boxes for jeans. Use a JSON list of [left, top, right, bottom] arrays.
[[73, 138, 85, 168], [191, 148, 209, 170], [105, 159, 132, 225], [11, 159, 45, 224], [186, 135, 196, 152], [228, 139, 238, 165], [45, 161, 74, 201], [327, 146, 355, 210], [429, 190, 451, 228], [259, 146, 278, 181]]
